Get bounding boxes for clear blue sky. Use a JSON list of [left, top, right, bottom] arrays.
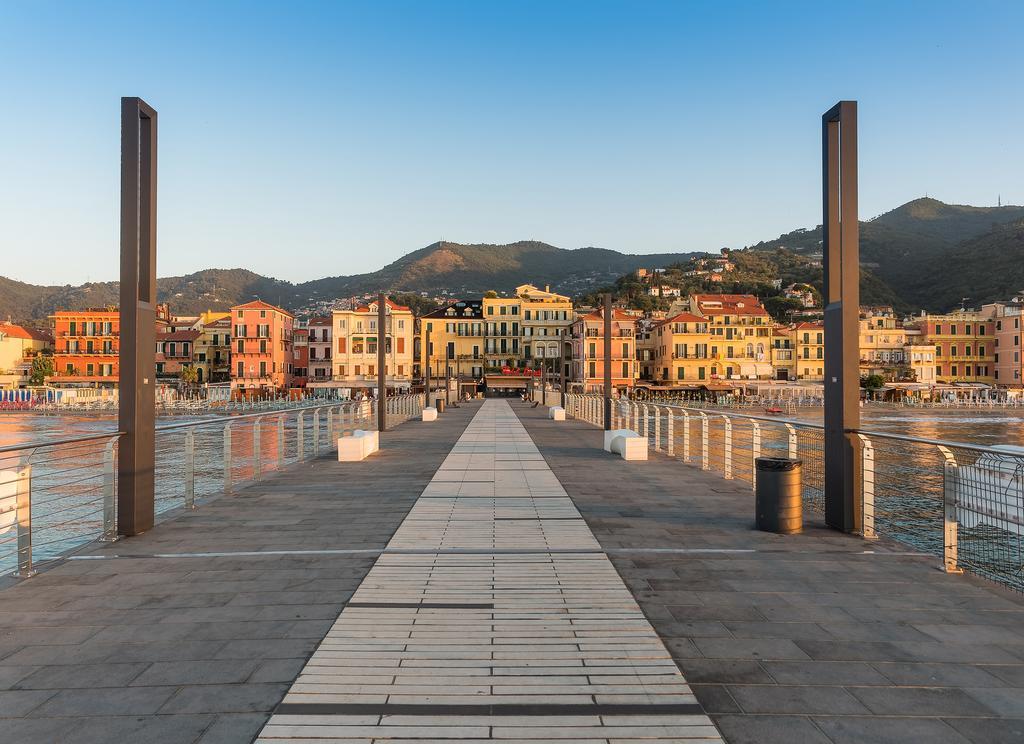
[[1, 1, 1021, 286]]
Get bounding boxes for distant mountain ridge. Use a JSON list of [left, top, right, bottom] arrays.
[[747, 197, 1024, 311], [3, 198, 1022, 324], [0, 242, 701, 323]]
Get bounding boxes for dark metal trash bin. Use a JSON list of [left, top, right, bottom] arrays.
[[434, 397, 445, 413], [755, 457, 803, 534]]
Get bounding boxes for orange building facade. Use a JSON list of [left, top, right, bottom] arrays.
[[230, 301, 295, 394], [50, 309, 120, 386]]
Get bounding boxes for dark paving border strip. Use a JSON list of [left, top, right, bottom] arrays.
[[275, 702, 705, 716], [346, 602, 495, 609]]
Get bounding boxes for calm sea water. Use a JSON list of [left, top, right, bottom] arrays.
[[1, 406, 1021, 581]]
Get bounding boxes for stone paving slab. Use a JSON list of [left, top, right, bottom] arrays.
[[514, 401, 1024, 744], [259, 400, 722, 742], [0, 404, 479, 744]]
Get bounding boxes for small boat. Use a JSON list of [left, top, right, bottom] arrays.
[[764, 406, 784, 415]]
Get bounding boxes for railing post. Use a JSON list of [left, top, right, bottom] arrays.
[[699, 412, 709, 470], [253, 418, 262, 481], [786, 423, 797, 459], [184, 429, 196, 509], [654, 406, 662, 452], [277, 416, 285, 470], [856, 433, 876, 539], [14, 465, 34, 578], [223, 423, 233, 494], [938, 445, 962, 573], [667, 408, 674, 456], [296, 411, 304, 461], [682, 410, 690, 462], [640, 404, 648, 437], [722, 415, 733, 479], [750, 421, 761, 492], [327, 408, 334, 442], [313, 410, 320, 455], [101, 440, 118, 541]]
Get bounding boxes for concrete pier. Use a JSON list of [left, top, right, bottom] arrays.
[[1, 399, 1023, 743]]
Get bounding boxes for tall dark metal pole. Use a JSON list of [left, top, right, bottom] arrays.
[[377, 293, 386, 432], [822, 100, 861, 532], [424, 326, 431, 408], [118, 97, 157, 536], [603, 293, 613, 430], [445, 348, 451, 407]]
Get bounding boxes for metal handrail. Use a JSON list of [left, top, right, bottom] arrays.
[[0, 431, 126, 455]]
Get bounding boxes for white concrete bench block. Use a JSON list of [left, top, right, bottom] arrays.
[[613, 435, 648, 461], [338, 429, 379, 461], [422, 407, 438, 422], [602, 429, 647, 460], [548, 406, 566, 421], [603, 429, 635, 452]]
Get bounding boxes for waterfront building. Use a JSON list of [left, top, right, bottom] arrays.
[[570, 308, 637, 394], [306, 316, 332, 384], [306, 298, 414, 395], [291, 327, 308, 388], [482, 294, 522, 370], [155, 329, 201, 381], [770, 326, 796, 381], [518, 284, 572, 378], [0, 323, 52, 389], [193, 315, 231, 384], [793, 322, 825, 380], [421, 300, 486, 383], [649, 312, 713, 384], [986, 298, 1024, 389], [858, 308, 908, 379], [914, 310, 996, 384], [689, 294, 773, 380], [50, 308, 120, 387], [229, 300, 295, 394]]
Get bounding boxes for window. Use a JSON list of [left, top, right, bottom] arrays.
[[236, 339, 244, 353], [698, 367, 706, 380], [677, 367, 685, 380], [259, 361, 267, 377], [588, 342, 596, 357], [237, 361, 244, 377], [237, 311, 243, 318], [259, 340, 267, 353], [260, 310, 266, 318], [622, 362, 629, 378], [588, 361, 596, 377], [622, 342, 629, 358]]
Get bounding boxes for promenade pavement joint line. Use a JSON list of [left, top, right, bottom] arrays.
[[258, 399, 723, 742]]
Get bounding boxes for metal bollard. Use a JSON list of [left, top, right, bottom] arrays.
[[296, 411, 304, 460], [253, 419, 262, 481], [699, 412, 709, 470], [101, 440, 118, 540], [223, 423, 233, 494], [722, 416, 733, 479], [682, 410, 690, 462], [667, 410, 674, 456], [313, 410, 320, 455], [277, 416, 285, 470], [185, 430, 196, 509], [938, 446, 962, 573], [654, 407, 662, 452], [750, 421, 761, 492], [857, 433, 876, 539], [14, 465, 35, 578]]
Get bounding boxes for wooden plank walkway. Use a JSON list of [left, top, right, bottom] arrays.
[[258, 399, 722, 742]]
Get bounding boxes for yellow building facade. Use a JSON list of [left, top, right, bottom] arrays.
[[650, 313, 714, 383]]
